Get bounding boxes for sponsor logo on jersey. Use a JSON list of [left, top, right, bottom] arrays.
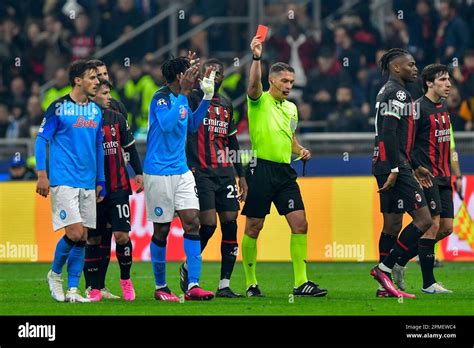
[[73, 116, 98, 129]]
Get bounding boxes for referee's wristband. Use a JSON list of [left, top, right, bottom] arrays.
[[253, 55, 261, 61]]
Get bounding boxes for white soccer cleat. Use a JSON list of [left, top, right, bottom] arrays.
[[392, 264, 406, 291], [101, 287, 120, 299], [47, 270, 65, 302], [422, 282, 452, 294], [66, 288, 91, 303]]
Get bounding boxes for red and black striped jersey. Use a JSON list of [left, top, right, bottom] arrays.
[[372, 78, 416, 175], [102, 109, 135, 198], [186, 90, 237, 177], [413, 95, 451, 185]]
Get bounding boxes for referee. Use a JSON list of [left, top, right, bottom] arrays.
[[241, 35, 327, 297]]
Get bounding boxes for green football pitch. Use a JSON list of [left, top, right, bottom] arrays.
[[1, 261, 473, 316]]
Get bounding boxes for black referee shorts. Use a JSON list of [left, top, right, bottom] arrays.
[[375, 170, 427, 214], [242, 158, 304, 218], [423, 181, 454, 218]]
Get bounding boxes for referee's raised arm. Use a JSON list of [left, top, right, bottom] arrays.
[[248, 35, 263, 100]]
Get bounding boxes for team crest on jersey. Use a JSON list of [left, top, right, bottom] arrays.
[[179, 105, 188, 119], [60, 210, 67, 220], [157, 98, 167, 106], [154, 207, 163, 216], [430, 200, 436, 210], [111, 126, 116, 137], [415, 192, 422, 202], [396, 90, 406, 101]]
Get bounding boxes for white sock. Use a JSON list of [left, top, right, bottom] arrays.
[[155, 284, 167, 290], [188, 282, 198, 290], [378, 262, 392, 273], [218, 279, 230, 290]]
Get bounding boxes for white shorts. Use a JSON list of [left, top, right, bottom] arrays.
[[144, 171, 200, 223], [50, 186, 96, 231]]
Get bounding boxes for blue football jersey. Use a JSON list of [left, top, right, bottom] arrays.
[[36, 95, 104, 189], [144, 86, 210, 175]]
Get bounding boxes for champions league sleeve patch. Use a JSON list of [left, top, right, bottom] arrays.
[[396, 90, 406, 101]]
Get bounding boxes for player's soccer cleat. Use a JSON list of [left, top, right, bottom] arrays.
[[65, 288, 90, 303], [293, 280, 328, 297], [397, 290, 416, 298], [216, 287, 243, 298], [120, 279, 136, 301], [87, 288, 102, 302], [422, 282, 452, 294], [47, 270, 65, 302], [370, 266, 401, 297], [246, 284, 264, 297], [154, 287, 179, 301], [101, 287, 120, 299], [376, 289, 396, 298], [179, 263, 188, 293], [392, 263, 406, 290], [185, 286, 215, 301]]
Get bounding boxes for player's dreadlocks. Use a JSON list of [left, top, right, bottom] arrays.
[[161, 57, 191, 83], [379, 48, 410, 75]]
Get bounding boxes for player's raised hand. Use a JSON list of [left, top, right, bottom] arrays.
[[377, 172, 398, 193], [36, 173, 50, 198], [135, 174, 144, 193], [180, 65, 200, 95], [415, 166, 434, 188], [250, 35, 263, 57], [187, 50, 200, 66], [200, 65, 216, 100]]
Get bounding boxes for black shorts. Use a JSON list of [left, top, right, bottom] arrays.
[[375, 170, 427, 214], [423, 180, 454, 218], [88, 196, 131, 238], [194, 172, 240, 212], [242, 158, 304, 218]]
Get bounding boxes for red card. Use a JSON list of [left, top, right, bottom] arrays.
[[256, 24, 268, 42]]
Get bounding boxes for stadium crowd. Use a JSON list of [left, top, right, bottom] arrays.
[[1, 0, 474, 139]]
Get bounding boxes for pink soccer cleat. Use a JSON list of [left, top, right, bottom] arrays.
[[370, 266, 401, 297], [154, 286, 179, 302], [88, 288, 102, 302], [120, 279, 136, 301], [185, 286, 214, 301]]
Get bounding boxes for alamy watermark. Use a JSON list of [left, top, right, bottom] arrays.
[[216, 148, 258, 167], [324, 242, 365, 262], [0, 242, 38, 261]]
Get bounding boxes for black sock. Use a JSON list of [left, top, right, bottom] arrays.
[[116, 239, 133, 280], [98, 227, 113, 289], [220, 220, 238, 281], [418, 238, 436, 288], [397, 242, 419, 267], [84, 244, 101, 289], [383, 223, 423, 270], [200, 224, 216, 251], [379, 233, 397, 263]]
